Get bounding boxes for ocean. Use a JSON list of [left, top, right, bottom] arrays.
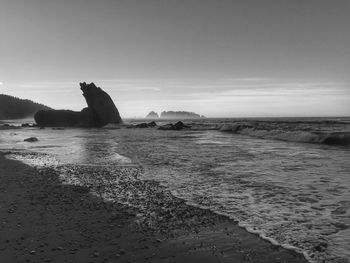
[[1, 117, 349, 263]]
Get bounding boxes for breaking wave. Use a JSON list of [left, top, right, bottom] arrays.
[[219, 123, 350, 146]]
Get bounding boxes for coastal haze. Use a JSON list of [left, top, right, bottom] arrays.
[[1, 0, 350, 117], [1, 1, 350, 263]]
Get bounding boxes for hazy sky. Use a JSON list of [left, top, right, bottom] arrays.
[[1, 0, 349, 117]]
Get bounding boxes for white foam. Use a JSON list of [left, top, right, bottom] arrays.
[[2, 126, 349, 263]]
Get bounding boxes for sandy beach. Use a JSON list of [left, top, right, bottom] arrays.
[[0, 152, 308, 263], [1, 0, 349, 261]]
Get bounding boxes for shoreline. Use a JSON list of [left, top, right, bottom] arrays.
[[0, 152, 308, 263]]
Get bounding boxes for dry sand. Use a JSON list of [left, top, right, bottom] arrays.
[[0, 152, 308, 263]]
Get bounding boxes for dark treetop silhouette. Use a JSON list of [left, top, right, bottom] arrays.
[[0, 94, 52, 120], [34, 82, 122, 127]]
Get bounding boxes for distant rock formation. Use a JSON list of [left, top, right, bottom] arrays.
[[0, 94, 52, 120], [131, 121, 157, 128], [160, 111, 203, 119], [145, 111, 159, 118], [158, 121, 191, 130], [35, 82, 122, 127]]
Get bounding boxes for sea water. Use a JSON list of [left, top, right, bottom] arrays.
[[0, 117, 349, 263]]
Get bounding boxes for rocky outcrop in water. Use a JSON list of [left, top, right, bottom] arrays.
[[35, 110, 82, 127], [127, 121, 157, 129], [158, 121, 190, 130], [160, 111, 203, 119], [136, 121, 157, 128], [24, 137, 38, 142], [145, 111, 159, 118], [145, 111, 204, 119], [80, 82, 122, 125], [34, 82, 122, 127]]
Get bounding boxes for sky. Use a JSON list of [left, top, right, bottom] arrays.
[[0, 0, 349, 118]]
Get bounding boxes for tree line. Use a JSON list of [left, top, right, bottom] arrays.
[[0, 94, 52, 119]]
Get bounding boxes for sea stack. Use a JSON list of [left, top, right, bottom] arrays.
[[160, 111, 203, 119], [145, 111, 159, 118], [80, 82, 122, 126], [34, 82, 122, 127]]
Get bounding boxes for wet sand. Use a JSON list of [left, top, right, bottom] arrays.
[[0, 152, 308, 263]]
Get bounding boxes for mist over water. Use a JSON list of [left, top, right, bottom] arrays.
[[1, 118, 349, 263], [2, 0, 349, 260]]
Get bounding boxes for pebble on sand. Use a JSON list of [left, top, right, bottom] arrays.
[[24, 137, 39, 142]]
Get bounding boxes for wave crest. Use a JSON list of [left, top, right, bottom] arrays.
[[219, 122, 350, 146]]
